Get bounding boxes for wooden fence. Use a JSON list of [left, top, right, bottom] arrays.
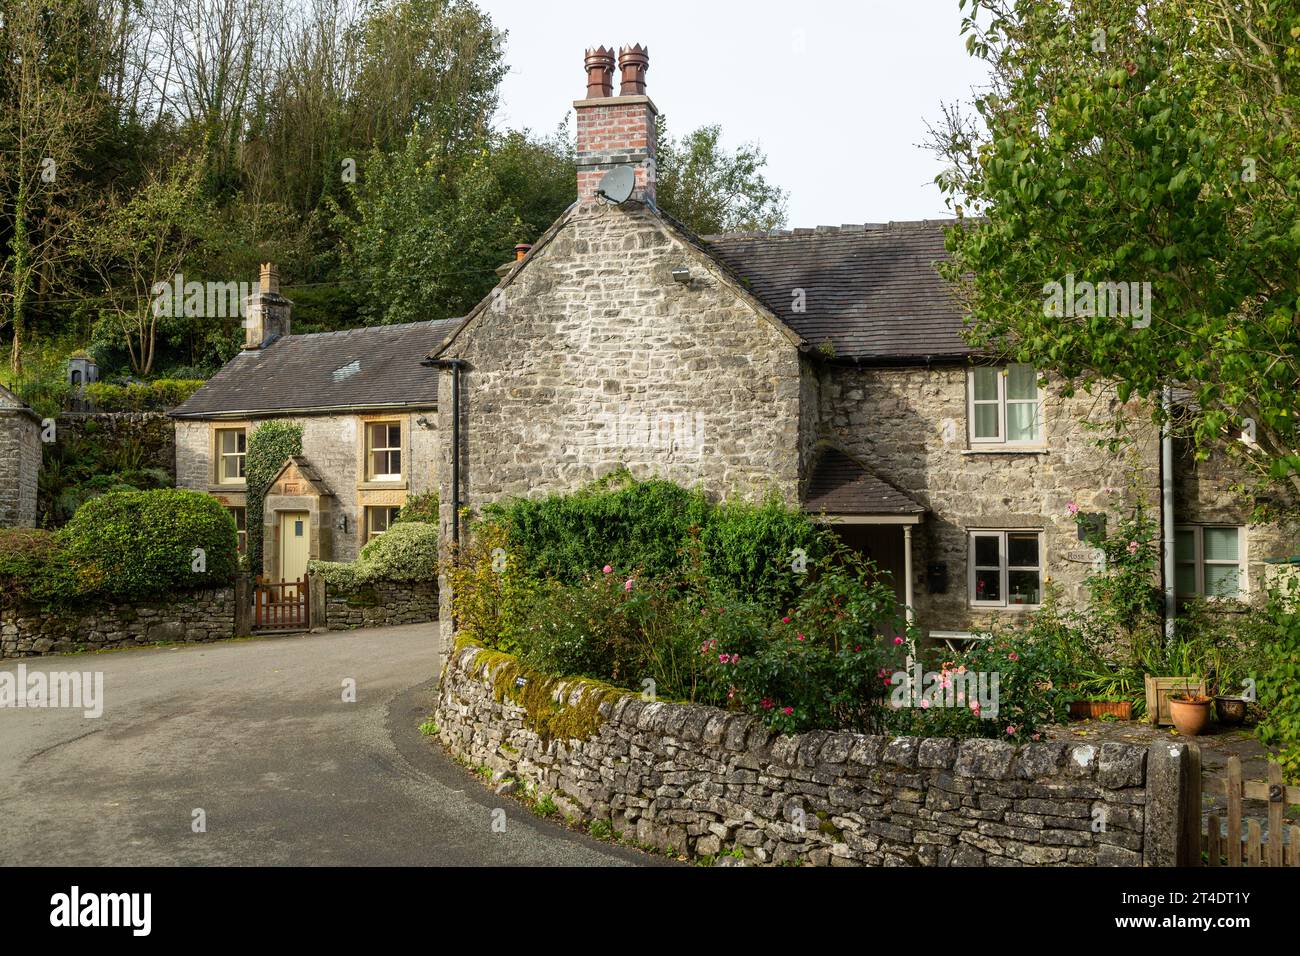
[[252, 578, 309, 632], [1188, 747, 1300, 866]]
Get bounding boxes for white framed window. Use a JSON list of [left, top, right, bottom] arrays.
[[969, 530, 1044, 608], [1175, 526, 1245, 599], [968, 365, 1042, 445], [366, 422, 402, 481], [227, 506, 247, 553], [216, 428, 246, 484], [365, 505, 401, 544]]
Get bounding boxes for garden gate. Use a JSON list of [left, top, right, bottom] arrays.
[[1184, 746, 1300, 866], [252, 577, 310, 632]]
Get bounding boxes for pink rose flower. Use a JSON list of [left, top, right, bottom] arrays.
[[1127, 540, 1139, 555], [781, 616, 791, 624], [1008, 651, 1020, 662], [920, 699, 931, 710], [602, 565, 613, 574], [1006, 725, 1017, 736], [1067, 501, 1080, 515], [719, 653, 729, 663], [893, 636, 905, 645], [624, 578, 634, 591], [761, 698, 774, 710], [782, 706, 793, 716], [796, 633, 805, 642]]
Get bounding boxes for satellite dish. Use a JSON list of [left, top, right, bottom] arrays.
[[596, 165, 636, 204]]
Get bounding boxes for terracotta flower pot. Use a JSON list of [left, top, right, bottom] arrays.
[[1168, 696, 1212, 736], [1215, 696, 1248, 726]]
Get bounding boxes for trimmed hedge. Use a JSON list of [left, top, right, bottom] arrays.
[[483, 471, 827, 611], [0, 489, 238, 608], [84, 379, 205, 412], [310, 521, 439, 591]]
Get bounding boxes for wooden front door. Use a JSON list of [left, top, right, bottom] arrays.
[[279, 511, 310, 583]]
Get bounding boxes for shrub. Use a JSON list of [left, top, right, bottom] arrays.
[[54, 489, 238, 603], [396, 491, 439, 524], [446, 520, 542, 655], [0, 529, 59, 604], [357, 522, 439, 581], [244, 421, 303, 575], [1254, 595, 1300, 783], [310, 522, 439, 592], [484, 470, 828, 609], [84, 379, 205, 412]]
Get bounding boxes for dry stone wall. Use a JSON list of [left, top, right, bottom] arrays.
[[438, 644, 1186, 866], [1, 588, 236, 658], [323, 580, 438, 630]]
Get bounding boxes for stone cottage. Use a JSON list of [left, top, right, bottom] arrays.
[[426, 44, 1293, 648], [170, 265, 455, 582], [0, 383, 41, 527]]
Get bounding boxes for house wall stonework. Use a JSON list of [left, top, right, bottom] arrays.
[[175, 412, 438, 564], [437, 202, 803, 513], [0, 410, 40, 527], [816, 364, 1162, 634]]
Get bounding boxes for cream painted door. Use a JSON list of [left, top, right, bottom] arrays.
[[279, 511, 310, 583]]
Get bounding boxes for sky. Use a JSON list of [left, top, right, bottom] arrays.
[[477, 0, 991, 228]]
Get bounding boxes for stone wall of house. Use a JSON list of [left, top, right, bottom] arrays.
[[175, 411, 439, 564], [0, 409, 41, 527], [816, 365, 1162, 635], [323, 580, 438, 630], [438, 644, 1186, 866], [1173, 438, 1297, 605], [436, 200, 803, 515], [1, 588, 235, 658]]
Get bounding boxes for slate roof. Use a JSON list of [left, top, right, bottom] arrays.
[[703, 221, 973, 362], [0, 383, 39, 420], [802, 447, 926, 515], [170, 319, 462, 418]]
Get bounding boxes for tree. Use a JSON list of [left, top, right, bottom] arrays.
[[931, 0, 1300, 513], [0, 0, 115, 373], [655, 120, 788, 236], [77, 159, 211, 375]]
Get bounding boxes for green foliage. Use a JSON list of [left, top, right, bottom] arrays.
[[39, 415, 174, 527], [1071, 491, 1163, 646], [935, 0, 1300, 512], [244, 421, 303, 576], [33, 489, 238, 605], [655, 119, 789, 235], [1253, 586, 1300, 783], [84, 379, 205, 412], [311, 522, 439, 591], [0, 529, 59, 604], [396, 491, 439, 524], [485, 470, 826, 609]]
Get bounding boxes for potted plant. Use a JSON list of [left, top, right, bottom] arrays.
[[1167, 684, 1213, 736], [1206, 648, 1249, 727]]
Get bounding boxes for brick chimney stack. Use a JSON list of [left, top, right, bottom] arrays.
[[575, 44, 657, 206], [243, 262, 292, 349]]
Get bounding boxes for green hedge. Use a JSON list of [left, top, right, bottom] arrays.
[[310, 522, 439, 591], [0, 489, 238, 607], [483, 471, 827, 611], [84, 379, 206, 412]]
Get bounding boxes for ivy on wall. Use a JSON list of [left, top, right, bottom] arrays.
[[244, 420, 303, 577]]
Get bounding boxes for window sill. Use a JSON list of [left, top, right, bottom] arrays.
[[359, 480, 408, 491], [209, 483, 247, 493], [969, 604, 1041, 613], [961, 447, 1049, 456]]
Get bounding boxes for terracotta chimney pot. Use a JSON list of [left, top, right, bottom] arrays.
[[618, 44, 649, 96], [584, 46, 615, 98]]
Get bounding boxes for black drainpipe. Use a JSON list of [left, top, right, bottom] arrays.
[[422, 357, 466, 548]]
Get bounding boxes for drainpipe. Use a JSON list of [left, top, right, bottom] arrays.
[[1161, 387, 1176, 643], [422, 357, 467, 548]]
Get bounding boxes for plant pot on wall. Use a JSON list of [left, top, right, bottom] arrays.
[[1168, 693, 1212, 736]]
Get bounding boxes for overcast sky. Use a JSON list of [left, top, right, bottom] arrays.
[[477, 0, 990, 228]]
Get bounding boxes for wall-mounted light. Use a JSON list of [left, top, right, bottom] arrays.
[[671, 266, 691, 284], [336, 514, 348, 533], [416, 416, 435, 429]]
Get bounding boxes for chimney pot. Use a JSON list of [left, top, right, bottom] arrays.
[[514, 243, 532, 261], [259, 262, 280, 294], [618, 44, 649, 96], [584, 46, 615, 98]]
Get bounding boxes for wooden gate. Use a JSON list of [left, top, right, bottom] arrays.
[[1186, 746, 1300, 866], [253, 578, 309, 632]]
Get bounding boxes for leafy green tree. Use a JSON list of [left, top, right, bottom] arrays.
[[932, 0, 1300, 513], [655, 120, 788, 235]]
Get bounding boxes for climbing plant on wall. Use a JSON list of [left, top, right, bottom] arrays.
[[244, 421, 303, 576]]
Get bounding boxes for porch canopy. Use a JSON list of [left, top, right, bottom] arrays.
[[803, 447, 926, 624]]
